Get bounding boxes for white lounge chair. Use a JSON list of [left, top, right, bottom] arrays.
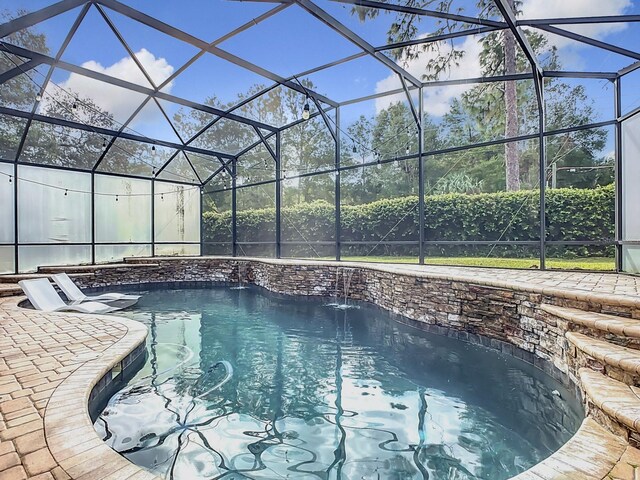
[[51, 273, 140, 309], [18, 278, 117, 314]]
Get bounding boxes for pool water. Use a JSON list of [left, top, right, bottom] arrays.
[[95, 287, 582, 480]]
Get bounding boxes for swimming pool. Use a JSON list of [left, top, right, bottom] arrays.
[[94, 286, 583, 479]]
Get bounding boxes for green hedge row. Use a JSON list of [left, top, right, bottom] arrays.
[[203, 185, 615, 257]]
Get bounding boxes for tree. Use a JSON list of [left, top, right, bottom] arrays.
[[349, 1, 553, 191]]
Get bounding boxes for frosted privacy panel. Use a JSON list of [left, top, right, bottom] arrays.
[[0, 246, 14, 274], [95, 244, 152, 264], [624, 247, 640, 273], [18, 165, 91, 243], [154, 182, 200, 243], [18, 245, 91, 273], [622, 112, 640, 273], [0, 163, 14, 243], [154, 244, 200, 256], [95, 175, 152, 243]]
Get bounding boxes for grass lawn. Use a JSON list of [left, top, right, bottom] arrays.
[[336, 256, 615, 271]]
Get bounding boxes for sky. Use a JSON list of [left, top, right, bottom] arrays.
[[2, 0, 640, 156]]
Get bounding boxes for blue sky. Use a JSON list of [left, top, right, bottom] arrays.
[[2, 0, 639, 157]]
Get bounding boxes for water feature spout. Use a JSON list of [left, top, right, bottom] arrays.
[[330, 267, 357, 310], [342, 267, 354, 306], [231, 262, 249, 290]]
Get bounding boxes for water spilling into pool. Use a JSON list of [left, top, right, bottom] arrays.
[[95, 287, 582, 480]]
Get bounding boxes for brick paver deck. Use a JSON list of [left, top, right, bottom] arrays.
[[0, 296, 148, 480], [394, 263, 640, 298]]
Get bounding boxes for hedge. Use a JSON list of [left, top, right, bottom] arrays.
[[203, 185, 614, 258]]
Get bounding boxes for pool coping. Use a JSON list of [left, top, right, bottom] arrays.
[[2, 259, 640, 479]]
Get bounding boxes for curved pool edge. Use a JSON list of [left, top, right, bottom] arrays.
[[2, 259, 640, 479], [44, 312, 151, 479]]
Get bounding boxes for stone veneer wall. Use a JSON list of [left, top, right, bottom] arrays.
[[72, 257, 639, 394]]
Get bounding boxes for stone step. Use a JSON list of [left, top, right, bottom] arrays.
[[579, 368, 640, 434], [542, 304, 640, 339], [0, 283, 21, 297], [0, 272, 95, 284], [567, 331, 640, 376], [124, 256, 200, 263], [37, 262, 160, 274], [0, 273, 50, 283], [0, 272, 100, 298]]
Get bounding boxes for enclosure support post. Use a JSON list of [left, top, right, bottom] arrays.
[[537, 73, 546, 270], [336, 106, 342, 261], [232, 159, 237, 257], [418, 87, 425, 265], [13, 161, 18, 274], [614, 77, 623, 272], [151, 179, 155, 257], [199, 185, 204, 257], [91, 172, 95, 265], [275, 132, 282, 259]]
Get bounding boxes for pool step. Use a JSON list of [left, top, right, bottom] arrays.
[[541, 304, 640, 339], [510, 416, 628, 479], [580, 368, 640, 436], [567, 332, 640, 381]]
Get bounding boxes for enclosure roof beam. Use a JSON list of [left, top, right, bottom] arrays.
[[295, 0, 423, 89], [237, 131, 277, 158], [253, 126, 278, 162], [153, 150, 201, 184], [292, 52, 367, 78], [95, 4, 159, 90], [92, 97, 154, 172], [331, 0, 507, 28], [0, 58, 43, 85], [337, 72, 533, 107], [375, 26, 502, 52], [543, 70, 618, 80], [0, 42, 279, 132], [202, 159, 234, 187], [422, 72, 533, 89], [492, 0, 542, 77], [534, 25, 640, 62], [150, 4, 289, 102], [399, 74, 420, 127], [227, 52, 367, 121], [0, 157, 199, 186], [619, 60, 640, 77], [518, 15, 640, 26], [0, 0, 88, 38], [0, 106, 237, 161], [95, 0, 338, 108]]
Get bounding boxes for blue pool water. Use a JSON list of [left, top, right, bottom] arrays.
[[95, 287, 582, 480]]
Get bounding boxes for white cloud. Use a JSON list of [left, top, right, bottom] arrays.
[[45, 49, 174, 125], [520, 0, 630, 49], [375, 35, 483, 116]]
